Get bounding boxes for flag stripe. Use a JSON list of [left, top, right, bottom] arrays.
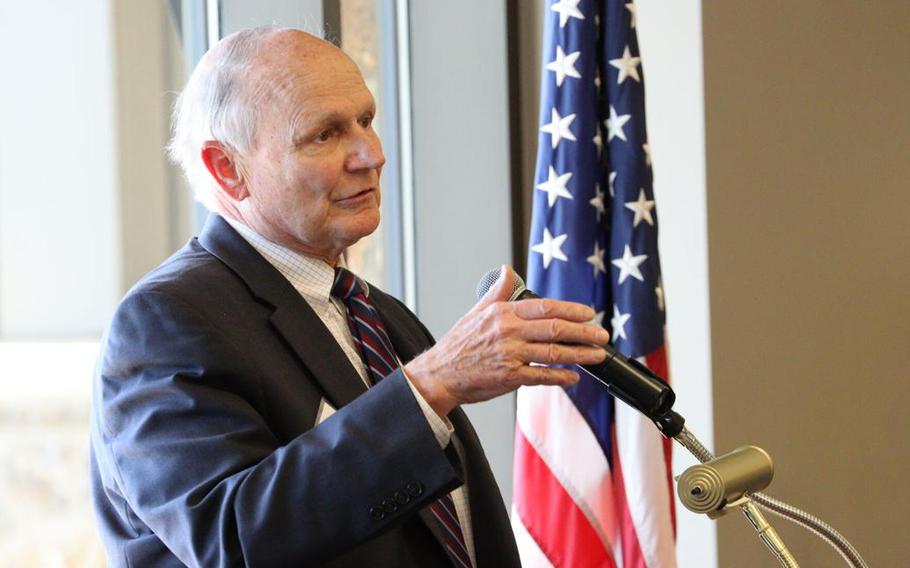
[[513, 427, 617, 568], [516, 385, 618, 547], [610, 424, 647, 568], [615, 403, 675, 567], [645, 346, 678, 534], [510, 505, 555, 568]]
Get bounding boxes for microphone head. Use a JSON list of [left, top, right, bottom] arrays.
[[475, 267, 527, 301]]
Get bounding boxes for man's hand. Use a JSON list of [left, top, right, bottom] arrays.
[[404, 265, 610, 417]]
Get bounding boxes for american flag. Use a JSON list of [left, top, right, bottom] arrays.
[[511, 1, 676, 566]]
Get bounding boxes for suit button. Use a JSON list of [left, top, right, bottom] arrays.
[[369, 506, 385, 521], [382, 499, 399, 513], [406, 482, 424, 497], [393, 490, 410, 505]]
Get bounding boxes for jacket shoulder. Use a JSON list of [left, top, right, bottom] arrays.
[[125, 238, 236, 301]]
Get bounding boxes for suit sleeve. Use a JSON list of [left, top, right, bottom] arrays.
[[93, 289, 462, 567]]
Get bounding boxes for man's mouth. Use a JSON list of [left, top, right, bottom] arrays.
[[337, 188, 375, 203]]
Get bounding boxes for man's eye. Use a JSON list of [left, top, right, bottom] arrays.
[[316, 129, 334, 142], [359, 115, 373, 128]]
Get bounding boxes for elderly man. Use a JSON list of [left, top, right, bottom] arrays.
[[90, 27, 609, 567]]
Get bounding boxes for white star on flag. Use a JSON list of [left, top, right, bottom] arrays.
[[546, 45, 581, 87], [589, 184, 605, 221], [593, 131, 603, 155], [550, 0, 585, 28], [608, 171, 617, 198], [642, 142, 652, 165], [606, 105, 631, 142], [590, 307, 605, 327], [609, 45, 641, 84], [611, 304, 632, 340], [531, 227, 569, 269], [624, 188, 656, 227], [625, 3, 637, 28], [540, 108, 577, 148], [586, 241, 606, 276], [611, 244, 648, 284], [536, 166, 573, 207]]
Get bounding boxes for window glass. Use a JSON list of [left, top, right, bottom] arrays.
[[0, 2, 403, 563], [341, 0, 390, 291], [0, 2, 185, 564]]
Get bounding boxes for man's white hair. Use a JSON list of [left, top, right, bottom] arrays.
[[167, 26, 284, 211]]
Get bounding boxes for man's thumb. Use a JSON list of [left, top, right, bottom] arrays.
[[478, 264, 515, 305]]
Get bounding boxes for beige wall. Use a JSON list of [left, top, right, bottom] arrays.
[[703, 2, 910, 565]]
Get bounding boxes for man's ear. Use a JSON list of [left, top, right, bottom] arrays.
[[200, 141, 248, 202]]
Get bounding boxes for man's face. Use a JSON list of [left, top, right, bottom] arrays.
[[237, 46, 385, 262]]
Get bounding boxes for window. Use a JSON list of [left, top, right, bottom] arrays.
[[0, 2, 408, 564]]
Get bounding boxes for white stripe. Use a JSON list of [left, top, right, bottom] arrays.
[[516, 385, 618, 552], [352, 314, 393, 352], [510, 504, 554, 568], [351, 296, 374, 311], [429, 508, 470, 566], [351, 301, 396, 351], [359, 340, 395, 372], [615, 401, 677, 568]]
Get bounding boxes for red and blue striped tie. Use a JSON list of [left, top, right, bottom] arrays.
[[331, 267, 472, 568]]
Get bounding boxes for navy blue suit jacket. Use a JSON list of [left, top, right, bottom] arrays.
[[89, 215, 520, 567]]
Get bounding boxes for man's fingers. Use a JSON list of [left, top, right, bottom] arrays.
[[518, 318, 610, 345], [511, 298, 596, 322], [515, 364, 580, 387], [520, 343, 608, 366]]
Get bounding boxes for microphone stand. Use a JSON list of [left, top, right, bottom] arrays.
[[472, 272, 868, 566], [651, 411, 868, 568], [570, 349, 867, 566]]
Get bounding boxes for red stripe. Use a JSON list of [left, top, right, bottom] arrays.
[[429, 500, 465, 545], [428, 502, 471, 565], [352, 315, 396, 361], [645, 346, 677, 535], [513, 426, 616, 568], [350, 297, 395, 350], [359, 334, 396, 371], [610, 425, 647, 568], [435, 494, 460, 523]]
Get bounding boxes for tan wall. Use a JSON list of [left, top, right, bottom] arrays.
[[702, 2, 910, 565]]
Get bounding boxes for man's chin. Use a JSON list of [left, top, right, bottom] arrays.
[[337, 211, 381, 245]]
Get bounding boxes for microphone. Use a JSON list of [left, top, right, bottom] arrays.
[[676, 446, 774, 517], [476, 268, 685, 436]]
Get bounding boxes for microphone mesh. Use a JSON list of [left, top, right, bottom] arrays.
[[475, 267, 527, 301]]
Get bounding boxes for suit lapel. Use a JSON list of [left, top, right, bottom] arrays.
[[368, 290, 429, 365], [197, 214, 367, 410]]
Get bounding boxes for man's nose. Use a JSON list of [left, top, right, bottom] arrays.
[[347, 130, 386, 171]]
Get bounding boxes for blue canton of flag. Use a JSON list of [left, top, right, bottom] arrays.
[[513, 1, 676, 566], [529, 1, 664, 354]]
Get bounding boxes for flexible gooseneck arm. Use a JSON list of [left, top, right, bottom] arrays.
[[673, 426, 868, 568]]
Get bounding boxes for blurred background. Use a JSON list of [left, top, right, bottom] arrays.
[[0, 1, 907, 566]]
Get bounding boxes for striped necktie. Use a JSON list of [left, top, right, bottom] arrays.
[[331, 267, 472, 568]]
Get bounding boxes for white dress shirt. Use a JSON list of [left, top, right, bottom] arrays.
[[224, 217, 475, 566]]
